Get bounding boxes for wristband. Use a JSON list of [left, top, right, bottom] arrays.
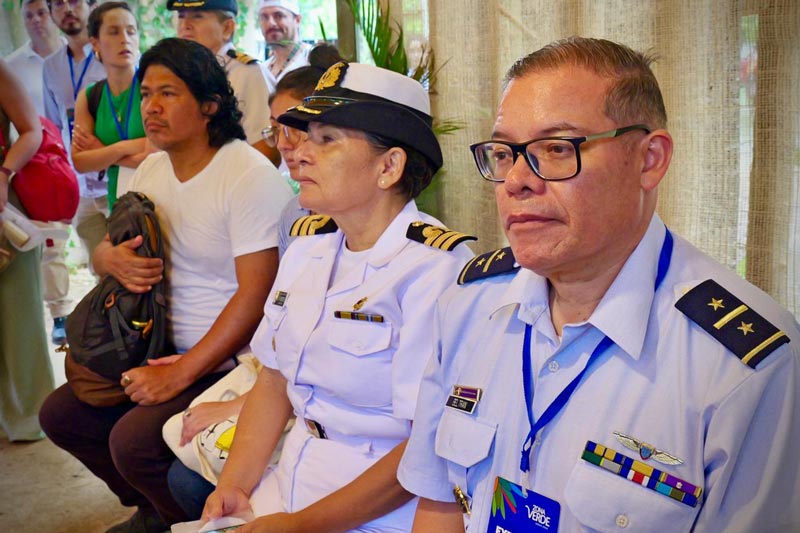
[[0, 166, 14, 183]]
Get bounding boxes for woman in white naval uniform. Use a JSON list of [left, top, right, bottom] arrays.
[[202, 62, 475, 532]]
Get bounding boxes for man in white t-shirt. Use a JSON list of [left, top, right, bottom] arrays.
[[39, 37, 293, 532]]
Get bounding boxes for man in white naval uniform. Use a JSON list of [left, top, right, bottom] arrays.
[[169, 0, 280, 166], [398, 37, 800, 533]]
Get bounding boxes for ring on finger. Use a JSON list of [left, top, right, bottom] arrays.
[[121, 374, 132, 387]]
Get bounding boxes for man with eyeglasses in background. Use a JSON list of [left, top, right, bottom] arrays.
[[398, 37, 800, 532], [169, 0, 279, 165], [42, 0, 106, 344], [257, 0, 311, 95]]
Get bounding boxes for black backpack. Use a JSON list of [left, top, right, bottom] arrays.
[[66, 191, 169, 381]]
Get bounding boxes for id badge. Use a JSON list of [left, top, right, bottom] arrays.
[[486, 476, 560, 532], [66, 107, 75, 140]]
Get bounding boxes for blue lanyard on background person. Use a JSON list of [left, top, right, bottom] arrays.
[[68, 48, 93, 101], [105, 70, 138, 141], [519, 229, 674, 473]]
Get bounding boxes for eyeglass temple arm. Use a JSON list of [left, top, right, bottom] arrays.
[[584, 124, 651, 142]]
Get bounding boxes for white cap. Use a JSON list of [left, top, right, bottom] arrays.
[[257, 0, 300, 15], [339, 63, 431, 116]]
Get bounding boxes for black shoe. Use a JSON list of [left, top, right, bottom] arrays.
[[105, 507, 168, 533]]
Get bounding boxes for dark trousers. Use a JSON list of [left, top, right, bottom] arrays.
[[39, 373, 224, 526], [167, 458, 216, 520]]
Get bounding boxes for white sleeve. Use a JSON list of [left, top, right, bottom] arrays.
[[237, 67, 271, 146], [397, 296, 460, 502], [391, 249, 471, 421], [228, 163, 293, 257], [693, 345, 800, 531]]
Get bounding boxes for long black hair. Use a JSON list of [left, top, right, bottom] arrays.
[[138, 38, 245, 148]]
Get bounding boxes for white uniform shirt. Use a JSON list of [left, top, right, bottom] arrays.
[[6, 40, 61, 117], [398, 214, 800, 532], [250, 201, 473, 525], [217, 43, 271, 146], [260, 42, 312, 95], [129, 139, 292, 352], [42, 42, 107, 197]]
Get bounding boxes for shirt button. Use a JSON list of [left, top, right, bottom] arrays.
[[548, 360, 560, 372], [615, 514, 629, 528]]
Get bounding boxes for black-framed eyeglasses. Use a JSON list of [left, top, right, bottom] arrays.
[[261, 124, 305, 148], [470, 124, 651, 182], [51, 0, 82, 9]]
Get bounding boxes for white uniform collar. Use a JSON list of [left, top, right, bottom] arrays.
[[302, 200, 422, 270], [492, 213, 667, 360]]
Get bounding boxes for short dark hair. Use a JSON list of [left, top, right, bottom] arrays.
[[364, 132, 435, 200], [138, 38, 245, 148], [506, 37, 667, 130], [271, 43, 343, 104], [47, 0, 96, 11], [87, 1, 134, 40]]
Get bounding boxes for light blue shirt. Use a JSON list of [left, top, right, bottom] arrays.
[[276, 194, 309, 258], [398, 214, 800, 532], [42, 42, 107, 198]]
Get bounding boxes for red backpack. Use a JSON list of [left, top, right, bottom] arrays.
[[1, 116, 80, 222]]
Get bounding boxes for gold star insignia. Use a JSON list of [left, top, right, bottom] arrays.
[[737, 322, 754, 335], [476, 258, 486, 266], [707, 298, 725, 311], [497, 251, 506, 260]]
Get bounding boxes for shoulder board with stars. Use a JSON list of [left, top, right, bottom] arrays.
[[457, 247, 519, 285], [675, 279, 790, 369], [406, 222, 477, 251], [289, 215, 338, 237], [229, 49, 258, 65]]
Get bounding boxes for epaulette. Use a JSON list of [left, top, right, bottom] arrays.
[[289, 215, 338, 237], [675, 279, 790, 369], [227, 49, 258, 65], [457, 247, 519, 285], [406, 221, 477, 251]]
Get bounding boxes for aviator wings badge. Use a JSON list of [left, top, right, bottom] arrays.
[[613, 431, 684, 465]]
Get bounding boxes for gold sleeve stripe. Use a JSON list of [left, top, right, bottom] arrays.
[[458, 256, 481, 285], [741, 331, 789, 365], [713, 304, 748, 329], [482, 249, 503, 273]]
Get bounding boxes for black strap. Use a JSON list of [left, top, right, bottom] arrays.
[[87, 80, 106, 122]]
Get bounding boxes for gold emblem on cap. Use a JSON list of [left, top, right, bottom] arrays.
[[315, 62, 345, 91]]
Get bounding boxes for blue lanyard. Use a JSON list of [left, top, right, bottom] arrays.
[[519, 229, 673, 472], [105, 71, 138, 141], [68, 48, 93, 101]]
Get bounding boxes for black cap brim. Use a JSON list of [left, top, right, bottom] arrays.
[[279, 101, 443, 173]]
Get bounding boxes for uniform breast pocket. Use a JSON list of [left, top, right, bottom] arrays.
[[564, 460, 699, 533], [435, 408, 497, 498], [264, 304, 288, 332], [325, 320, 394, 407]]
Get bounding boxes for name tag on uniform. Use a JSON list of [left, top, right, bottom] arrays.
[[446, 384, 483, 414], [272, 291, 288, 307], [487, 477, 560, 533]]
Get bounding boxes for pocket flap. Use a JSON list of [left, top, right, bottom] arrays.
[[328, 320, 392, 356], [564, 459, 699, 533], [435, 408, 497, 468]]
